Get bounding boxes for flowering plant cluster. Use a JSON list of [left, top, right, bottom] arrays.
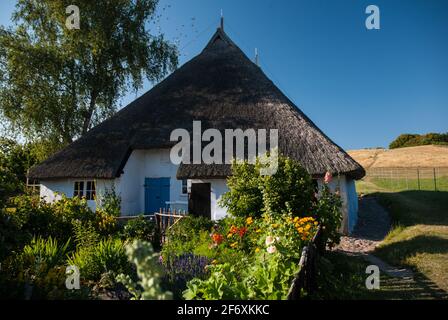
[[184, 213, 320, 299], [208, 216, 258, 254]]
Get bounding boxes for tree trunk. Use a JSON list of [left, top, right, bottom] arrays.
[[82, 90, 97, 136]]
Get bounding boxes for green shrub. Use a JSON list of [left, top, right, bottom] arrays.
[[161, 216, 214, 260], [314, 185, 343, 248], [1, 236, 71, 299], [97, 186, 121, 217], [68, 238, 131, 282], [121, 216, 155, 242], [220, 153, 314, 218], [0, 138, 40, 202]]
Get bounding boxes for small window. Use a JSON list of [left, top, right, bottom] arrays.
[[86, 181, 96, 200], [74, 181, 84, 197], [182, 179, 188, 194]]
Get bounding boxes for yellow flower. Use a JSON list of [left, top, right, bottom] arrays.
[[211, 259, 218, 265], [230, 242, 238, 248], [272, 223, 279, 228], [305, 224, 311, 231], [255, 247, 260, 253], [227, 233, 233, 238], [297, 227, 304, 233], [293, 217, 299, 223], [314, 221, 318, 226], [246, 217, 253, 225], [256, 229, 262, 233]]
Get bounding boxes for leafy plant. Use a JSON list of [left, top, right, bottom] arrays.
[[116, 240, 172, 300], [68, 238, 131, 282], [6, 236, 71, 299], [97, 186, 121, 217], [220, 153, 314, 218], [161, 216, 214, 260], [121, 215, 155, 242], [314, 185, 342, 248]]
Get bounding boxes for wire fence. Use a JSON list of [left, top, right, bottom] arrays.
[[362, 167, 448, 192]]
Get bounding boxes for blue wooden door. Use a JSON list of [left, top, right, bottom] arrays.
[[144, 177, 170, 214]]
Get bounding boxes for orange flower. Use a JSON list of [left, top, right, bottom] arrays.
[[211, 233, 224, 245], [229, 225, 238, 235]]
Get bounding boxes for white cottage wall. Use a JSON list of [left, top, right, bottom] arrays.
[[39, 149, 187, 216], [317, 175, 359, 234]]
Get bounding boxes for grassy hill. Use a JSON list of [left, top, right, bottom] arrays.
[[347, 145, 448, 169]]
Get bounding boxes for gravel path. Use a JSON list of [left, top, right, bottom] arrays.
[[335, 196, 417, 279], [336, 196, 391, 254]]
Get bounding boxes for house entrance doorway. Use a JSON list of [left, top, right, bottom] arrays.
[[188, 183, 211, 219]]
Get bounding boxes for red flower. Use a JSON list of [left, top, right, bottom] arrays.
[[211, 233, 224, 245], [238, 227, 248, 238]]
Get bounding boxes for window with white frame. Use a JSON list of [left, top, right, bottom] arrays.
[[86, 181, 96, 200], [73, 181, 84, 198], [73, 180, 96, 200]]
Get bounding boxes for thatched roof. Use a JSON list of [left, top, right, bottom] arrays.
[[29, 27, 365, 180]]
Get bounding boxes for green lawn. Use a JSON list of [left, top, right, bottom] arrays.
[[370, 177, 448, 192], [314, 251, 445, 300], [356, 180, 448, 296]]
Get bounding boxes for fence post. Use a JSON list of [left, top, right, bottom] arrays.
[[434, 168, 437, 192], [417, 168, 420, 190], [405, 171, 409, 190]]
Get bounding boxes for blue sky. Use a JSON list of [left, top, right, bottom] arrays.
[[1, 0, 447, 150]]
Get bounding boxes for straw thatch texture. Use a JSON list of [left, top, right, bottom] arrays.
[[29, 28, 364, 180]]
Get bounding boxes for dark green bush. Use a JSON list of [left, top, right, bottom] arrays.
[[389, 132, 448, 149], [121, 215, 155, 242], [220, 153, 315, 218], [0, 236, 71, 299]]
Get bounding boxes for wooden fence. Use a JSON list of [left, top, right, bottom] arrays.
[[287, 226, 322, 299], [154, 208, 185, 244], [116, 208, 186, 246]]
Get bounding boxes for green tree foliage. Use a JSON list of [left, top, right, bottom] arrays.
[[0, 138, 40, 203], [389, 132, 448, 149], [0, 0, 178, 145]]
